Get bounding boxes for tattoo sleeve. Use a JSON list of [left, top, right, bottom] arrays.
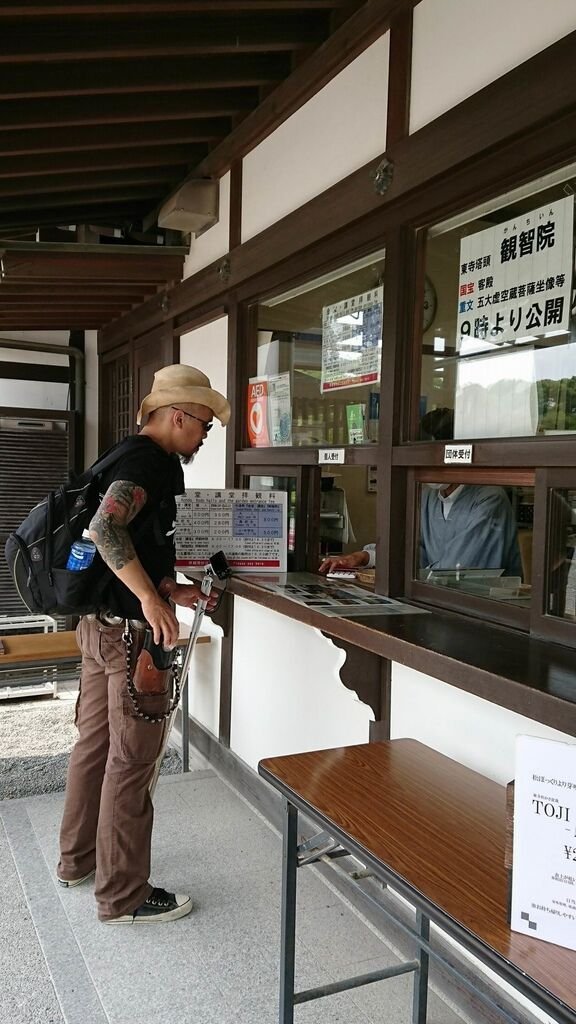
[[89, 480, 148, 572]]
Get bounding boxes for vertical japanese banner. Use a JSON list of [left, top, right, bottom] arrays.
[[321, 287, 383, 394], [511, 736, 576, 952], [457, 194, 574, 348]]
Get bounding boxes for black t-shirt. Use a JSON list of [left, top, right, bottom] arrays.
[[95, 434, 185, 619]]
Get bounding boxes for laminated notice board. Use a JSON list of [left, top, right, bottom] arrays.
[[175, 489, 287, 572]]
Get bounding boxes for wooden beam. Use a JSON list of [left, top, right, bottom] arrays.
[[0, 145, 206, 179], [0, 54, 291, 99], [0, 89, 259, 131], [0, 16, 329, 63], [177, 0, 417, 179], [1, 252, 184, 280], [0, 168, 184, 197], [0, 283, 156, 297], [0, 361, 70, 383], [0, 187, 166, 214], [0, 120, 230, 156], [385, 3, 412, 146], [0, 2, 345, 14]]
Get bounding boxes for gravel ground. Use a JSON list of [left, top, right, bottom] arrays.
[[0, 696, 182, 800]]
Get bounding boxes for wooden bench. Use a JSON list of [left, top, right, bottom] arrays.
[[0, 626, 210, 701], [0, 630, 81, 699], [259, 739, 576, 1024]]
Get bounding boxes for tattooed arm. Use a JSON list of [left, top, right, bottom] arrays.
[[89, 480, 179, 646]]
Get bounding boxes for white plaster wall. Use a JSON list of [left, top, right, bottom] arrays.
[[179, 316, 228, 489], [241, 35, 389, 242], [0, 331, 70, 409], [176, 605, 223, 737], [230, 599, 373, 772], [176, 318, 229, 729], [390, 663, 573, 785], [410, 0, 576, 133], [182, 172, 230, 278]]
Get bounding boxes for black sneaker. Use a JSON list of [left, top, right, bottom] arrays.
[[103, 887, 193, 925]]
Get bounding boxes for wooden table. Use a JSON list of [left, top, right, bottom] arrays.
[[259, 740, 576, 1024]]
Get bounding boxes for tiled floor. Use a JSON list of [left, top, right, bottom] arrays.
[[0, 763, 467, 1024]]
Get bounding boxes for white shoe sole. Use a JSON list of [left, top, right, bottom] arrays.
[[57, 869, 96, 888], [103, 896, 193, 925]]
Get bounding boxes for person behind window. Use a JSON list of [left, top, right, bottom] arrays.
[[319, 482, 522, 577], [318, 407, 522, 578]]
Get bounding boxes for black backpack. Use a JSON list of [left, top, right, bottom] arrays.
[[4, 436, 147, 617]]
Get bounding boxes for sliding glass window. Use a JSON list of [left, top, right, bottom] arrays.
[[418, 164, 576, 442], [249, 249, 385, 449]]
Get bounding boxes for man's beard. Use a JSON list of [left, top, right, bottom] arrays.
[[179, 452, 196, 466]]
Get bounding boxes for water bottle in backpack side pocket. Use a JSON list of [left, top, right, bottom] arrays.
[[66, 529, 97, 571]]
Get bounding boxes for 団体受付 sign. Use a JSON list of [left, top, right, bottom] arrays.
[[457, 195, 574, 349]]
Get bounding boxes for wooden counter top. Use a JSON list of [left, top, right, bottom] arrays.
[[222, 573, 576, 737]]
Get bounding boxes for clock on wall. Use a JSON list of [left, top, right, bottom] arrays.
[[423, 276, 437, 332]]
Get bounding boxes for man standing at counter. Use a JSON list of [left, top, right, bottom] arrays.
[[57, 364, 230, 926]]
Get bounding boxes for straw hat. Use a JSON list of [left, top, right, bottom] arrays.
[[137, 364, 231, 426]]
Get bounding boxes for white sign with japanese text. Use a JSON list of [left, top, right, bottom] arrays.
[[443, 444, 473, 464], [321, 287, 383, 394], [319, 448, 346, 465], [511, 735, 576, 951], [175, 489, 287, 572], [457, 195, 574, 349]]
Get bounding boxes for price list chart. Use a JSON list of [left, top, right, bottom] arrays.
[[175, 489, 287, 572]]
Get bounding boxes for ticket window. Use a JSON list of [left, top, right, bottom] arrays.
[[241, 466, 377, 570], [418, 162, 576, 443], [319, 466, 377, 559], [414, 481, 533, 608], [249, 249, 386, 450]]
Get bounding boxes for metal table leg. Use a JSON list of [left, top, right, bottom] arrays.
[[280, 799, 298, 1024], [180, 669, 189, 773], [412, 910, 430, 1024]]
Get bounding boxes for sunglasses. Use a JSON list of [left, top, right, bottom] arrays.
[[171, 406, 213, 432]]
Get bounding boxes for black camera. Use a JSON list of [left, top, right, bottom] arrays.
[[208, 550, 231, 580]]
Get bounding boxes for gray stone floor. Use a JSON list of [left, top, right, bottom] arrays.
[[0, 759, 467, 1024]]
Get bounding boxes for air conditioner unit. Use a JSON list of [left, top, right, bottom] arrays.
[[0, 417, 56, 431], [157, 180, 219, 234]]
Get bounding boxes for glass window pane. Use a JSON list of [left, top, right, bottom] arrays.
[[250, 250, 385, 448], [247, 476, 298, 557], [420, 164, 576, 441], [415, 482, 533, 607], [547, 488, 576, 620], [320, 466, 377, 560]]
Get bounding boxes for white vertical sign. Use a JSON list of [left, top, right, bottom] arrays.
[[457, 195, 574, 349], [511, 735, 576, 951]]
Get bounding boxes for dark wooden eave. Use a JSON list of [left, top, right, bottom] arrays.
[[0, 241, 187, 330], [0, 0, 366, 239], [0, 0, 408, 331]]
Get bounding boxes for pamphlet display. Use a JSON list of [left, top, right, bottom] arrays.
[[175, 489, 287, 572], [244, 573, 428, 618], [511, 735, 576, 952], [321, 287, 383, 394]]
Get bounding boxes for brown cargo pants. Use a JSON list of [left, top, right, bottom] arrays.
[[58, 616, 171, 921]]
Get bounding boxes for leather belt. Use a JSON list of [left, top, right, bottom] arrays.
[[87, 612, 147, 629]]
